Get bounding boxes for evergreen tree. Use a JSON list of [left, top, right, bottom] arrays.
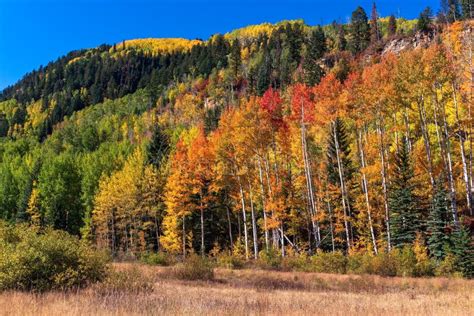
[[370, 2, 381, 43], [228, 39, 242, 80], [389, 138, 421, 247], [146, 126, 170, 169], [441, 0, 461, 22], [460, 0, 473, 19], [417, 7, 433, 32], [303, 26, 327, 86], [450, 225, 474, 278], [348, 6, 370, 54], [427, 179, 450, 260], [336, 24, 347, 51], [326, 118, 354, 186], [388, 14, 397, 37]]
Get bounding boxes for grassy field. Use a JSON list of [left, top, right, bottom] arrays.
[[0, 263, 472, 316]]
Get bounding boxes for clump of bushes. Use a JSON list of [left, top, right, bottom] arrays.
[[216, 252, 245, 269], [140, 252, 172, 266], [0, 222, 109, 291], [257, 248, 283, 269], [94, 267, 153, 295], [309, 251, 348, 274], [171, 254, 214, 280]]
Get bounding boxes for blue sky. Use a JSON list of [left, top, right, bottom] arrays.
[[0, 0, 439, 90]]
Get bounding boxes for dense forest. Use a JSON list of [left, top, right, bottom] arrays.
[[0, 3, 473, 277]]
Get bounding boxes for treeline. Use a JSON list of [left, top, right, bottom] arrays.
[[0, 4, 472, 278]]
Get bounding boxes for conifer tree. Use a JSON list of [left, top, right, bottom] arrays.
[[428, 179, 450, 260], [417, 7, 433, 32], [370, 3, 381, 43], [387, 14, 397, 37], [229, 39, 242, 80], [348, 6, 370, 54], [303, 26, 327, 86], [389, 138, 421, 247], [450, 225, 474, 278]]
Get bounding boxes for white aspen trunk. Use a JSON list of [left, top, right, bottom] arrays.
[[358, 129, 378, 254], [237, 175, 249, 260], [257, 158, 269, 250], [439, 89, 460, 226], [226, 205, 233, 249], [182, 216, 186, 259], [453, 86, 473, 214], [377, 119, 391, 251], [248, 180, 259, 259], [417, 95, 435, 189], [333, 121, 351, 250], [200, 200, 205, 257]]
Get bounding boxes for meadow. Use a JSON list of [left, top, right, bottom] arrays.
[[0, 263, 472, 316]]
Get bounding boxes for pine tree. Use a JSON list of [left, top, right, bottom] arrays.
[[389, 138, 421, 247], [336, 24, 347, 51], [461, 0, 473, 19], [388, 14, 397, 37], [348, 6, 370, 54], [303, 26, 327, 86], [428, 179, 450, 260], [370, 2, 381, 43], [450, 225, 474, 278], [417, 7, 433, 33], [146, 126, 169, 168], [229, 39, 242, 80]]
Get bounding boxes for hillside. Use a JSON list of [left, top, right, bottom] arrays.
[[0, 4, 473, 283]]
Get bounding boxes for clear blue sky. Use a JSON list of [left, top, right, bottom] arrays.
[[0, 0, 439, 90]]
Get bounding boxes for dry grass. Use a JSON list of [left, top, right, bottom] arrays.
[[0, 263, 472, 316]]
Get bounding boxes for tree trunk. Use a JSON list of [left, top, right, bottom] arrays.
[[358, 129, 378, 254], [200, 200, 205, 257], [257, 158, 269, 250], [248, 180, 259, 259], [453, 85, 473, 215], [333, 121, 351, 250], [377, 118, 391, 251]]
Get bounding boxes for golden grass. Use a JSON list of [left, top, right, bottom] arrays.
[[0, 263, 472, 316]]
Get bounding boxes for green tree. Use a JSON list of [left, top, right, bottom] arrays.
[[417, 7, 433, 32], [228, 39, 242, 80], [427, 179, 450, 260], [461, 0, 473, 19], [389, 138, 421, 247], [387, 14, 397, 37], [303, 26, 327, 86], [38, 152, 83, 235], [450, 225, 474, 278], [348, 6, 370, 54]]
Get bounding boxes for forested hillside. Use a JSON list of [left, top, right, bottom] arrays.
[[0, 4, 473, 277]]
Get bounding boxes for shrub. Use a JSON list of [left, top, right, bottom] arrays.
[[435, 253, 461, 277], [0, 223, 109, 291], [172, 254, 214, 281], [395, 246, 417, 277], [141, 252, 172, 266], [281, 254, 310, 271], [309, 251, 347, 274], [216, 252, 245, 269], [257, 248, 282, 269], [94, 267, 153, 295]]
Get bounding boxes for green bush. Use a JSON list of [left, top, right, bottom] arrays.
[[281, 254, 310, 271], [216, 252, 245, 269], [94, 268, 153, 295], [172, 255, 214, 281], [309, 251, 347, 274], [0, 223, 109, 291], [140, 252, 172, 266], [257, 248, 282, 269]]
